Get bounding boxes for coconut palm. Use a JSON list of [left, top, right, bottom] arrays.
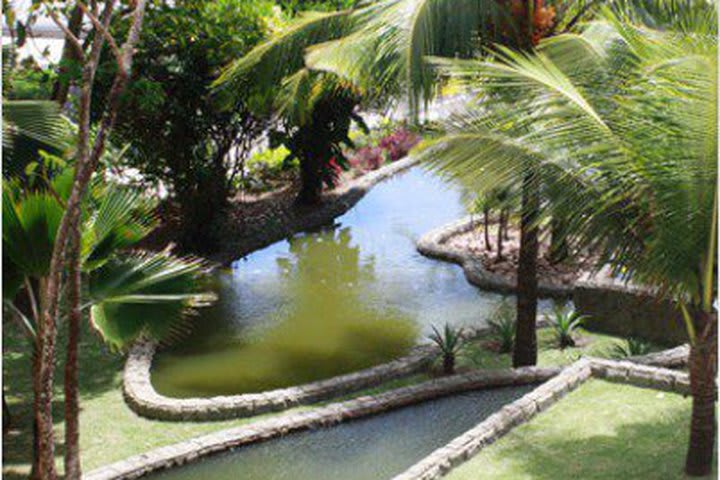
[[418, 7, 716, 475], [214, 10, 370, 205], [2, 167, 214, 477]]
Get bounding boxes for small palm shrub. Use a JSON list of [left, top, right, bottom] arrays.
[[428, 324, 466, 375], [488, 300, 516, 354], [548, 306, 587, 349], [612, 338, 653, 359]]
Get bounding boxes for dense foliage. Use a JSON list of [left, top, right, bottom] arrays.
[[93, 0, 278, 252]]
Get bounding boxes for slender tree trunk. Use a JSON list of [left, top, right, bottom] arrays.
[[502, 208, 510, 241], [685, 310, 717, 476], [513, 170, 540, 367], [32, 3, 148, 477], [51, 6, 84, 106], [2, 391, 10, 433], [63, 228, 82, 480], [483, 207, 492, 251], [33, 275, 58, 479], [496, 209, 504, 262]]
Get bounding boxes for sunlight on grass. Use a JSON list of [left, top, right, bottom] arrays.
[[446, 379, 714, 480]]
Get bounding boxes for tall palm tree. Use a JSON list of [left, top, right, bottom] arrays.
[[3, 167, 214, 478], [419, 7, 716, 475]]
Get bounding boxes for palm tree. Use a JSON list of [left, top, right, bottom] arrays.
[[214, 11, 367, 205], [419, 6, 716, 475], [3, 167, 214, 478]]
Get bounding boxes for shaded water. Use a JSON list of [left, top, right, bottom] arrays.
[[152, 167, 520, 397], [146, 385, 534, 480]]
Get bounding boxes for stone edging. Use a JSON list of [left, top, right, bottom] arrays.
[[87, 365, 561, 480], [391, 358, 690, 480], [123, 340, 436, 421], [416, 216, 573, 298], [213, 154, 423, 265]]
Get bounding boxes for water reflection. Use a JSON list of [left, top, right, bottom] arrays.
[[152, 167, 515, 397]]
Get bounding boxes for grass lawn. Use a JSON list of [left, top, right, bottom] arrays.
[[1, 320, 667, 478], [446, 379, 715, 480]]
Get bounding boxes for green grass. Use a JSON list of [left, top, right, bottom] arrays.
[[459, 327, 647, 371], [446, 379, 715, 480], [0, 321, 669, 478]]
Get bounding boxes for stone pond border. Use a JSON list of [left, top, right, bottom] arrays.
[[87, 365, 562, 480], [123, 340, 437, 421], [123, 323, 526, 421], [392, 357, 691, 480], [416, 215, 574, 298]]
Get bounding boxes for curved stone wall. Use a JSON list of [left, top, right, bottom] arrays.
[[418, 217, 691, 346], [416, 216, 573, 298], [89, 365, 561, 480], [124, 340, 436, 421]]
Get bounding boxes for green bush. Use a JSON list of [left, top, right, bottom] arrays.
[[488, 300, 516, 354]]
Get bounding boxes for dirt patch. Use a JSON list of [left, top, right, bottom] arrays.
[[446, 221, 590, 290]]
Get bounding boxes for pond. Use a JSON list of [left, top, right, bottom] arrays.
[[152, 166, 530, 397], [145, 385, 534, 480]]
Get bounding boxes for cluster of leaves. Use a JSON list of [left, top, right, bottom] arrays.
[[547, 305, 586, 349], [92, 0, 280, 252]]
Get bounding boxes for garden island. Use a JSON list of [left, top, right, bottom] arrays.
[[2, 0, 717, 479]]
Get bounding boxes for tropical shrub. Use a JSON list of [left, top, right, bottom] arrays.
[[612, 338, 653, 359], [428, 323, 466, 375], [92, 0, 278, 252], [547, 306, 586, 349], [378, 128, 420, 161], [488, 300, 516, 354]]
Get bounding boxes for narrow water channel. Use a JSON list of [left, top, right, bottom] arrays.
[[146, 385, 534, 480], [152, 166, 519, 397]]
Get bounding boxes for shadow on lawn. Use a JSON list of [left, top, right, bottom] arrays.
[[3, 319, 125, 477], [495, 405, 715, 480]]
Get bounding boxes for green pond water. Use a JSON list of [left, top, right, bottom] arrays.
[[145, 385, 535, 480], [152, 166, 548, 397]]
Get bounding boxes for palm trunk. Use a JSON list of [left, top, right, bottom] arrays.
[[484, 207, 492, 251], [296, 155, 323, 205], [496, 210, 504, 262], [63, 229, 82, 480], [502, 208, 510, 241], [685, 310, 717, 476], [513, 170, 539, 368]]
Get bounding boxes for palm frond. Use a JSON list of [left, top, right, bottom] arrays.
[[88, 251, 215, 350]]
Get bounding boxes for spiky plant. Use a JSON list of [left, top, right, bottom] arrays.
[[428, 323, 466, 375], [611, 337, 653, 359], [488, 300, 516, 354], [548, 306, 587, 349]]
